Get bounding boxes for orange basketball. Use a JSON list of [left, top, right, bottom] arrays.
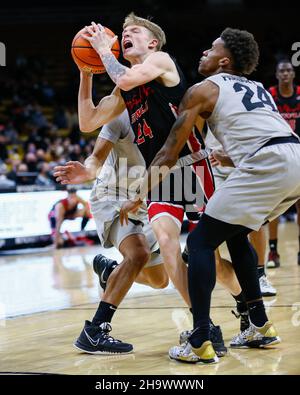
[[71, 25, 120, 74]]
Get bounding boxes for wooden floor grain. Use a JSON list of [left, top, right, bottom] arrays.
[[0, 222, 299, 375]]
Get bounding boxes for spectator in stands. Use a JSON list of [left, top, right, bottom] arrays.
[[69, 144, 83, 162], [0, 162, 16, 190], [24, 152, 38, 172], [53, 105, 68, 129], [36, 148, 47, 163], [0, 135, 8, 161], [6, 158, 21, 183], [40, 80, 55, 105], [35, 162, 55, 186], [65, 106, 78, 131], [3, 122, 19, 144], [16, 163, 35, 185]]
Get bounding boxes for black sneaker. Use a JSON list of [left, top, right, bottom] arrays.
[[93, 254, 118, 290], [232, 309, 250, 332], [74, 321, 133, 354], [179, 319, 227, 358], [209, 319, 227, 357]]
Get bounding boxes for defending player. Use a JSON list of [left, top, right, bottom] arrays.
[[120, 28, 300, 364]]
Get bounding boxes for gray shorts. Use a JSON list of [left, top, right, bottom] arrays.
[[205, 143, 300, 231], [108, 217, 161, 268], [212, 165, 233, 190], [90, 195, 162, 268]]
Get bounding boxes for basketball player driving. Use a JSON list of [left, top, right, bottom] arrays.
[[76, 14, 244, 356]]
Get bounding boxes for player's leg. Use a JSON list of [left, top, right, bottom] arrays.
[[74, 207, 91, 230], [267, 218, 280, 268], [215, 249, 241, 295], [74, 220, 150, 355], [149, 206, 227, 357], [249, 227, 276, 296], [170, 213, 279, 364], [184, 166, 245, 330], [150, 212, 190, 306], [134, 222, 169, 289], [135, 264, 169, 289]]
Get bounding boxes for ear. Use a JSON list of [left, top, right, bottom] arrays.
[[219, 57, 230, 67], [148, 38, 158, 50]]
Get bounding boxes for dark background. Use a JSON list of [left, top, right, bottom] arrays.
[[0, 0, 299, 192], [0, 0, 299, 101]]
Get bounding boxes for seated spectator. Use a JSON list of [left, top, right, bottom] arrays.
[[69, 144, 82, 162], [0, 135, 8, 161], [36, 148, 46, 163], [29, 104, 48, 129], [53, 106, 68, 129], [3, 122, 19, 144], [6, 158, 21, 183], [35, 162, 55, 186], [16, 163, 36, 185], [0, 162, 16, 190], [40, 80, 55, 105], [24, 152, 38, 172]]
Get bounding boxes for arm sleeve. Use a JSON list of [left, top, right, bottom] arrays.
[[98, 110, 131, 143]]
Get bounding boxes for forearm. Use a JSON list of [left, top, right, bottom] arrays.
[[78, 72, 97, 132], [97, 48, 128, 87], [84, 155, 103, 179], [55, 215, 64, 236], [136, 150, 176, 202]]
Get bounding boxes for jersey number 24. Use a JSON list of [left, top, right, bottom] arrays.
[[136, 119, 153, 145], [233, 82, 277, 112]]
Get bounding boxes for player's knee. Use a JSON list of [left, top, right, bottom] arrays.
[[130, 246, 151, 268], [157, 231, 177, 252]]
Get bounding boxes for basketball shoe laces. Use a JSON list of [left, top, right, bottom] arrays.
[[231, 323, 256, 344], [99, 322, 122, 344]]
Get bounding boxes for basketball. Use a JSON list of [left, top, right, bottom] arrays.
[[71, 25, 120, 74]]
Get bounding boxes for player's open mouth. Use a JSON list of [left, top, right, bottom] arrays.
[[123, 40, 133, 50]]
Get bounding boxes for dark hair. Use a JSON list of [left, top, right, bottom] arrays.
[[67, 187, 77, 194], [276, 58, 294, 70], [220, 27, 259, 75]]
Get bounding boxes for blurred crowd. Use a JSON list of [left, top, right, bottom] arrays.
[[0, 55, 96, 190]]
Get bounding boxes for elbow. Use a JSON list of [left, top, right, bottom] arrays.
[[116, 75, 134, 91], [79, 120, 96, 133]]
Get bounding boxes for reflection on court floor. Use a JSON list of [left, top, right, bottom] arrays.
[[0, 222, 300, 375]]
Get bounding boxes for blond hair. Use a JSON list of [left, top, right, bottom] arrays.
[[123, 12, 166, 51]]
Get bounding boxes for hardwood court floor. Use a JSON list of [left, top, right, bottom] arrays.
[[0, 222, 300, 375]]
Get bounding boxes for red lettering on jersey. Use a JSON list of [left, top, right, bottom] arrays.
[[125, 85, 154, 111], [142, 119, 153, 139], [131, 101, 149, 123], [136, 123, 145, 145], [136, 120, 154, 145]]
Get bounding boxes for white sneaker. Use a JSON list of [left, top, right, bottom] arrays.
[[169, 341, 219, 364], [259, 275, 277, 296], [230, 321, 281, 349]]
